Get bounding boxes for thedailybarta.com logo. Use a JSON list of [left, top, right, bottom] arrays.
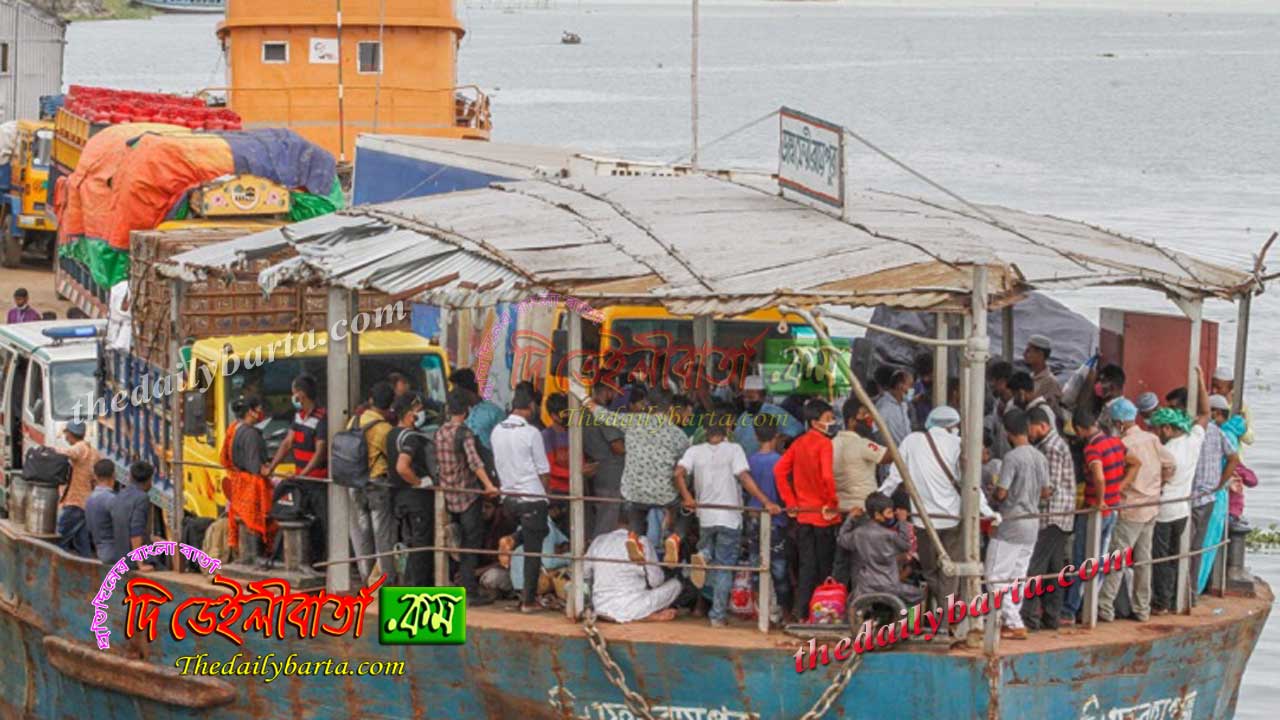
[[379, 586, 467, 645]]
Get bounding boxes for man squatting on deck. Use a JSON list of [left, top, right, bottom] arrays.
[[44, 333, 1255, 635]]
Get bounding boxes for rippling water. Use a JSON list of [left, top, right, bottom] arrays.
[[64, 2, 1280, 715]]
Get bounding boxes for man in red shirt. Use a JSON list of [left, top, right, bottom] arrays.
[[268, 374, 329, 561], [775, 398, 840, 621]]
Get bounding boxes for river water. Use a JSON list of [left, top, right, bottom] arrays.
[[63, 1, 1280, 715]]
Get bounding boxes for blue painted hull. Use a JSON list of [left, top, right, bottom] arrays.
[[0, 520, 1269, 719]]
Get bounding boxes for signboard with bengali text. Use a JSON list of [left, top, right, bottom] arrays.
[[778, 107, 845, 212]]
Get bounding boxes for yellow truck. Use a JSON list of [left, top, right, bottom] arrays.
[[1, 120, 57, 267], [101, 327, 450, 522]]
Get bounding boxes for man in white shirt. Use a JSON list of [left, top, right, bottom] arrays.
[[881, 406, 999, 615], [674, 420, 780, 628], [586, 515, 680, 624], [1149, 406, 1207, 615], [490, 386, 552, 613]]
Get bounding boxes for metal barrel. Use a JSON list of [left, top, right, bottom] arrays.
[[24, 484, 59, 536], [8, 476, 30, 528]]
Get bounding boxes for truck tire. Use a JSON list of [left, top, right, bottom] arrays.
[[0, 207, 19, 267], [1, 234, 20, 268]]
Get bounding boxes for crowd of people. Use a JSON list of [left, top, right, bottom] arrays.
[[36, 325, 1258, 639]]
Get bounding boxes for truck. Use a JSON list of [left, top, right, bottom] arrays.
[[95, 226, 446, 524], [50, 85, 336, 318], [0, 120, 57, 267]]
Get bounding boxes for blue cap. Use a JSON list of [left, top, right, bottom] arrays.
[[1135, 392, 1159, 413], [1109, 397, 1138, 422], [65, 420, 86, 437]]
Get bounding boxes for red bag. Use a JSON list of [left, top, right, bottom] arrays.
[[729, 571, 757, 620], [808, 577, 847, 624]]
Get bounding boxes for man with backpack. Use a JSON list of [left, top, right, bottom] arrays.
[[55, 420, 98, 557], [345, 382, 397, 585], [387, 392, 439, 586], [434, 390, 501, 604]]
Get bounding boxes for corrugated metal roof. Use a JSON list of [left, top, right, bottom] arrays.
[[160, 174, 1257, 314]]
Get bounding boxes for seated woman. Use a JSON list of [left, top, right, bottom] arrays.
[[837, 492, 923, 606], [585, 515, 680, 623]]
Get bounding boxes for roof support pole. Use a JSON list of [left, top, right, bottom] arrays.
[[326, 287, 353, 593], [1174, 296, 1203, 614], [1002, 305, 1015, 362], [567, 310, 585, 619], [693, 315, 715, 383], [168, 278, 186, 568], [1232, 293, 1251, 415], [932, 313, 948, 411], [961, 265, 990, 646]]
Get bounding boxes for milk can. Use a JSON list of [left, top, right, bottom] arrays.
[[7, 476, 31, 528], [24, 484, 60, 537]]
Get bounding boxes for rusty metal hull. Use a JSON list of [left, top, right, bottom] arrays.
[[0, 522, 1269, 720]]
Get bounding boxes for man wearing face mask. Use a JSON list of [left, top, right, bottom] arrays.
[[837, 492, 921, 605], [733, 375, 804, 457], [268, 374, 329, 561], [874, 368, 915, 445], [774, 399, 841, 621], [221, 396, 275, 566]]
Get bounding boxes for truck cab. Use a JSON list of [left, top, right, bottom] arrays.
[[173, 329, 450, 519], [1, 120, 57, 267], [0, 321, 103, 496]]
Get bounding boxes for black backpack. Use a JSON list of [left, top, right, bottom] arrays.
[[270, 479, 309, 522], [330, 418, 388, 489], [393, 427, 441, 486], [24, 446, 71, 488]]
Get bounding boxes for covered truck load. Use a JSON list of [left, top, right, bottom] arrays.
[[54, 116, 341, 316]]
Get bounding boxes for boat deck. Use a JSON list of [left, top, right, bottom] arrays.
[[151, 566, 1273, 657]]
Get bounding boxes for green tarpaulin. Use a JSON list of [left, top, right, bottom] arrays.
[[60, 177, 346, 290]]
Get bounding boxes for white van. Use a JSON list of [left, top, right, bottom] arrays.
[[0, 320, 104, 477]]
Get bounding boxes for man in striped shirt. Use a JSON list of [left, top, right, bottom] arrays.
[[1060, 406, 1141, 624], [1022, 407, 1075, 630]]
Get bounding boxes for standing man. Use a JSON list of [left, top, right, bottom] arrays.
[[1149, 407, 1203, 615], [675, 418, 781, 627], [874, 368, 915, 445], [986, 409, 1047, 640], [268, 374, 328, 561], [85, 459, 118, 564], [1188, 391, 1240, 594], [347, 382, 397, 584], [7, 288, 40, 324], [1022, 407, 1074, 631], [734, 375, 804, 457], [222, 396, 275, 565], [986, 360, 1015, 459], [490, 386, 552, 613], [387, 393, 437, 587], [55, 420, 99, 557], [450, 368, 505, 454], [582, 383, 626, 538], [1098, 398, 1174, 622], [833, 395, 892, 514], [1210, 367, 1253, 454], [1024, 335, 1062, 415], [881, 407, 1000, 620], [774, 399, 841, 621], [435, 390, 501, 604], [1059, 405, 1141, 624], [111, 462, 159, 572]]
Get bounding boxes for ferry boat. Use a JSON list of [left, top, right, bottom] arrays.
[[134, 0, 225, 13], [2, 168, 1270, 718]]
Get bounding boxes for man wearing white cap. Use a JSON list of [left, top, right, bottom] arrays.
[[733, 375, 803, 457], [881, 406, 1000, 621], [1210, 366, 1254, 452], [1023, 335, 1062, 416]]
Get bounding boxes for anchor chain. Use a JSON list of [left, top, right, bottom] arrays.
[[582, 609, 863, 720], [582, 610, 659, 720]]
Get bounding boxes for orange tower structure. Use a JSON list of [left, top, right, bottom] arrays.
[[216, 0, 490, 161]]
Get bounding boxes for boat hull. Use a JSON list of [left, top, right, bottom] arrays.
[[0, 520, 1269, 719]]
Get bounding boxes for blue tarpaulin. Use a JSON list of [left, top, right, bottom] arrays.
[[220, 128, 337, 194]]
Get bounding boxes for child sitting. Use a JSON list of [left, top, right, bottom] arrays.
[[837, 492, 922, 605]]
